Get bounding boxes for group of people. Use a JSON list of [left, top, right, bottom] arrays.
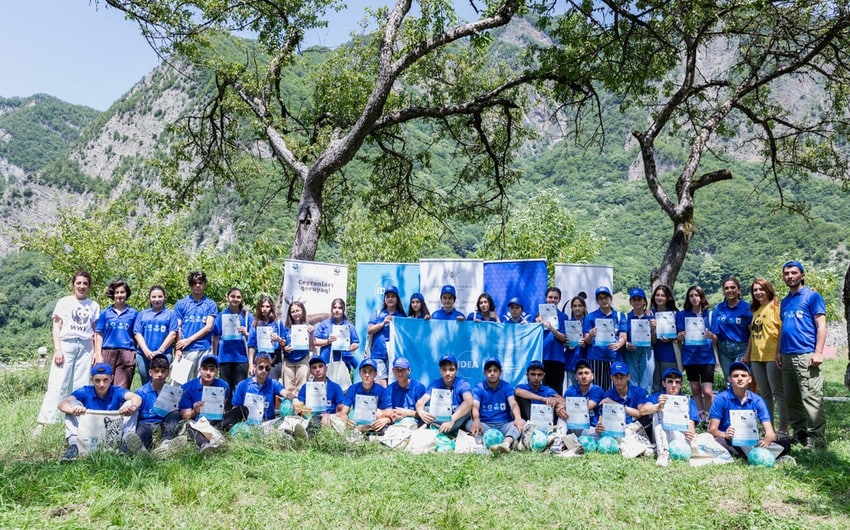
[[37, 260, 828, 462]]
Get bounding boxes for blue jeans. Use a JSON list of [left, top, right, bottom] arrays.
[[718, 341, 747, 378], [465, 419, 520, 441], [625, 346, 654, 394]]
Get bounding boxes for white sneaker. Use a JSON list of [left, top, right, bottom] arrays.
[[293, 423, 309, 441], [153, 436, 187, 457], [328, 415, 347, 435], [490, 441, 511, 454], [123, 432, 147, 454]]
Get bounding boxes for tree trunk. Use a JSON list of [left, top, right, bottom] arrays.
[[291, 183, 323, 261], [650, 216, 696, 291], [843, 260, 850, 390]]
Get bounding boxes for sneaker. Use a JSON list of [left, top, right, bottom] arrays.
[[328, 415, 347, 435], [805, 438, 828, 450], [123, 432, 146, 455], [199, 442, 218, 456], [293, 423, 309, 442], [490, 441, 511, 454], [519, 421, 536, 451], [776, 455, 797, 466], [549, 436, 565, 454], [60, 445, 79, 462], [656, 453, 670, 467], [152, 436, 187, 457], [792, 431, 808, 447]]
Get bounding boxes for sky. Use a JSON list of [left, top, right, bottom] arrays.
[[0, 1, 480, 111]]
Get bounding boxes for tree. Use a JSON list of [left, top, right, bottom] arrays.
[[537, 1, 850, 289]]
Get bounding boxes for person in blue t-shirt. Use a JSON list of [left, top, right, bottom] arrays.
[[708, 362, 791, 460], [281, 301, 313, 394], [294, 356, 347, 423], [340, 359, 393, 433], [650, 285, 679, 393], [564, 294, 588, 388], [639, 368, 699, 466], [213, 287, 253, 398], [712, 277, 753, 378], [388, 357, 426, 422], [366, 286, 407, 386], [246, 295, 286, 382], [430, 285, 465, 320], [535, 287, 569, 394], [503, 297, 529, 324], [514, 360, 563, 424], [57, 363, 141, 461], [174, 271, 218, 381], [94, 280, 139, 389], [466, 357, 525, 453], [624, 287, 655, 394], [676, 285, 716, 425], [229, 353, 290, 427], [407, 293, 431, 319], [596, 362, 649, 437], [560, 359, 605, 435], [778, 261, 827, 449], [468, 293, 500, 322], [134, 286, 179, 386], [126, 354, 182, 453], [583, 286, 627, 390], [179, 355, 232, 455], [313, 299, 359, 369], [416, 354, 474, 434]]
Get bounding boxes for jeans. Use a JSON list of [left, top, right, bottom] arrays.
[[37, 338, 93, 425], [464, 419, 520, 442], [625, 346, 654, 394], [717, 340, 747, 378]]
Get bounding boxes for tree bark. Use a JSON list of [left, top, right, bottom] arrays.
[[651, 216, 696, 291]]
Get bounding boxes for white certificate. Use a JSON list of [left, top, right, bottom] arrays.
[[530, 403, 554, 431], [661, 395, 691, 432], [354, 394, 378, 425], [538, 304, 558, 329], [222, 314, 241, 341], [256, 326, 274, 353], [200, 386, 225, 421], [152, 383, 184, 416], [169, 356, 194, 385], [684, 317, 707, 346], [77, 410, 125, 455], [304, 382, 328, 413], [601, 403, 626, 438], [564, 321, 583, 349], [596, 318, 616, 347], [564, 397, 590, 430], [730, 409, 759, 447], [244, 393, 266, 425], [630, 319, 652, 347], [289, 324, 310, 350], [655, 311, 677, 340], [331, 324, 350, 351], [429, 388, 453, 423]]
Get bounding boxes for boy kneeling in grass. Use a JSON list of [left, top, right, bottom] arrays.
[[339, 359, 393, 434], [639, 368, 698, 466], [416, 354, 474, 435], [465, 357, 525, 454]]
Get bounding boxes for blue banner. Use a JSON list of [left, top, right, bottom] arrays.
[[391, 318, 543, 388], [484, 259, 549, 321]]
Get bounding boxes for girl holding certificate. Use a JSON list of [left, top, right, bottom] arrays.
[[625, 288, 654, 394], [676, 285, 716, 425], [134, 286, 179, 386], [247, 295, 286, 381], [582, 286, 627, 390], [741, 279, 787, 435], [314, 299, 360, 384], [212, 288, 253, 398], [650, 285, 679, 392], [367, 286, 407, 386], [282, 301, 314, 394], [467, 293, 500, 322], [564, 294, 588, 388]]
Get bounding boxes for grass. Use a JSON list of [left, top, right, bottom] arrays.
[[1, 357, 849, 529]]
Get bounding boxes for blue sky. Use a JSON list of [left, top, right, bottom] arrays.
[[0, 1, 479, 111]]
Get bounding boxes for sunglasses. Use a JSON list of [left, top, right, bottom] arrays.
[[256, 365, 272, 372]]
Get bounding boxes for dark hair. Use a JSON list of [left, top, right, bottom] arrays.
[[568, 295, 587, 319], [150, 355, 170, 371], [408, 295, 430, 319], [71, 269, 91, 286], [187, 271, 207, 286], [477, 293, 496, 316], [749, 278, 778, 312], [227, 287, 244, 311], [545, 287, 562, 300], [683, 285, 710, 312], [105, 279, 131, 300], [330, 298, 348, 321], [254, 295, 277, 324], [382, 291, 407, 317], [286, 301, 308, 327], [651, 285, 678, 312], [148, 285, 166, 297]]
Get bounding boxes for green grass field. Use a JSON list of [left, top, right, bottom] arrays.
[[1, 357, 849, 529]]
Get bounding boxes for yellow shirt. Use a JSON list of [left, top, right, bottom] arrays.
[[749, 303, 780, 362]]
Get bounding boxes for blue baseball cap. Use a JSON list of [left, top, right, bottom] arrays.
[[358, 358, 378, 371], [440, 285, 456, 298], [91, 363, 113, 377], [384, 285, 399, 296], [574, 359, 592, 372], [200, 355, 219, 367], [628, 287, 647, 301], [410, 292, 424, 303], [782, 260, 805, 273], [438, 354, 458, 366], [595, 286, 612, 298], [526, 360, 545, 372], [393, 357, 411, 369], [308, 355, 326, 366], [610, 361, 629, 376], [661, 368, 683, 380], [507, 297, 523, 307], [729, 361, 751, 374], [483, 357, 502, 371]]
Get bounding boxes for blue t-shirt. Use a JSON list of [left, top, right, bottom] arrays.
[[712, 300, 752, 343], [136, 382, 166, 424], [472, 380, 515, 424], [388, 379, 427, 411], [515, 382, 560, 399], [368, 309, 406, 360], [431, 308, 465, 320], [343, 382, 392, 410], [134, 306, 179, 355], [95, 305, 139, 350], [467, 311, 499, 322], [709, 388, 771, 432], [314, 317, 359, 367], [645, 391, 700, 423], [538, 309, 568, 364], [246, 319, 285, 362], [563, 383, 605, 426], [779, 287, 826, 355], [426, 376, 473, 412], [625, 310, 652, 345], [212, 309, 254, 364], [676, 310, 715, 365], [603, 383, 649, 424], [296, 378, 345, 415], [174, 295, 218, 352], [583, 309, 627, 362], [71, 385, 129, 411], [179, 378, 231, 411], [233, 376, 285, 420]]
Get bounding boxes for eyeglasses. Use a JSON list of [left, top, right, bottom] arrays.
[[256, 365, 272, 372]]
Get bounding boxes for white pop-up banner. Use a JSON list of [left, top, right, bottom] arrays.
[[419, 259, 484, 317], [281, 260, 349, 323], [554, 263, 614, 313]]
